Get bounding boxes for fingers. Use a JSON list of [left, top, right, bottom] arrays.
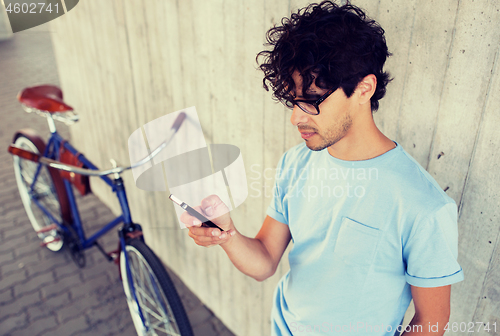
[[179, 194, 235, 247], [187, 227, 235, 247], [180, 195, 232, 230], [180, 205, 205, 227]]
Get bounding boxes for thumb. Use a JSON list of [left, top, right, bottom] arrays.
[[200, 195, 233, 230], [201, 194, 229, 218]]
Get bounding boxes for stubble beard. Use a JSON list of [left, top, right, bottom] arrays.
[[305, 112, 353, 151]]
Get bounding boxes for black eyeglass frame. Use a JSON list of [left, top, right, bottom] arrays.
[[292, 89, 335, 115]]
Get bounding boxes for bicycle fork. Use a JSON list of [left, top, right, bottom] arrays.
[[119, 230, 150, 334]]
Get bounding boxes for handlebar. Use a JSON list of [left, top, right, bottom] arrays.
[[8, 112, 187, 177]]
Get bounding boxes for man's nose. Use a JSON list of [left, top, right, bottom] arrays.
[[290, 105, 309, 126]]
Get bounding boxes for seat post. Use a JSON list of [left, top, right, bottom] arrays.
[[47, 114, 57, 133]]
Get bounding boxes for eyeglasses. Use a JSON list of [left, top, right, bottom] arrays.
[[292, 89, 335, 115]]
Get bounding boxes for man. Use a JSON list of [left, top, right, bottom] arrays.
[[181, 2, 464, 335]]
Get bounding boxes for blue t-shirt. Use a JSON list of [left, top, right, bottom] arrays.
[[266, 141, 464, 336]]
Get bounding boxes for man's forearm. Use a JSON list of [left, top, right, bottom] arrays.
[[220, 230, 276, 281]]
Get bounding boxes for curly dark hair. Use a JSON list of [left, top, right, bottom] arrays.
[[257, 1, 392, 112]]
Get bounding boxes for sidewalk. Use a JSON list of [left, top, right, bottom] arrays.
[[0, 27, 234, 336]]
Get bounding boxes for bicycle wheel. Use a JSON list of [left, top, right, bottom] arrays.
[[120, 238, 194, 336], [12, 135, 66, 251]]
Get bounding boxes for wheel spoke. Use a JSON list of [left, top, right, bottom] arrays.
[[148, 276, 179, 335], [139, 260, 178, 331], [149, 324, 181, 336], [133, 260, 172, 332], [131, 259, 160, 310], [142, 259, 167, 310], [13, 136, 64, 252], [129, 254, 154, 329], [122, 243, 189, 336], [131, 294, 164, 322], [134, 283, 160, 309], [133, 272, 179, 335], [137, 256, 178, 332]]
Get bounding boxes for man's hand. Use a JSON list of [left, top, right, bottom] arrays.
[[181, 195, 291, 280], [180, 194, 236, 247]]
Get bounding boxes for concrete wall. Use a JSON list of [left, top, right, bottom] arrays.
[[48, 1, 500, 335], [0, 0, 13, 40]]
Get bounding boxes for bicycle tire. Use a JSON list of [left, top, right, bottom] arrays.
[[120, 238, 194, 336], [12, 134, 68, 252]]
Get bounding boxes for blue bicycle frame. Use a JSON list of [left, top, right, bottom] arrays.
[[29, 130, 133, 248]]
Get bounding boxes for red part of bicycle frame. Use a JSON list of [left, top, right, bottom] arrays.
[[8, 144, 41, 162]]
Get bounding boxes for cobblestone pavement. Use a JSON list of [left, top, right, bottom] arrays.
[[0, 27, 235, 336]]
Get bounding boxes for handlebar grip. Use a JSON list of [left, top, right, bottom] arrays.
[[8, 145, 40, 163], [171, 112, 186, 132]]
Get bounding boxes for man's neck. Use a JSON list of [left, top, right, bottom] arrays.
[[327, 114, 395, 161]]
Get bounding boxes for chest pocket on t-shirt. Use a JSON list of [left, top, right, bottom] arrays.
[[329, 217, 382, 315], [333, 217, 381, 267]]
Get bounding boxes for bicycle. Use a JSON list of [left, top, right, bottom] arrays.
[[8, 84, 194, 336]]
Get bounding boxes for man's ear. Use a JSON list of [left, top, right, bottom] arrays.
[[356, 74, 377, 106]]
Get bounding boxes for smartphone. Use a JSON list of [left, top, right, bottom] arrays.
[[169, 194, 223, 231]]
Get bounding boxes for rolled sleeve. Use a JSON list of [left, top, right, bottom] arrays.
[[405, 268, 464, 287], [266, 205, 287, 225], [403, 202, 464, 287], [265, 154, 289, 225]]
